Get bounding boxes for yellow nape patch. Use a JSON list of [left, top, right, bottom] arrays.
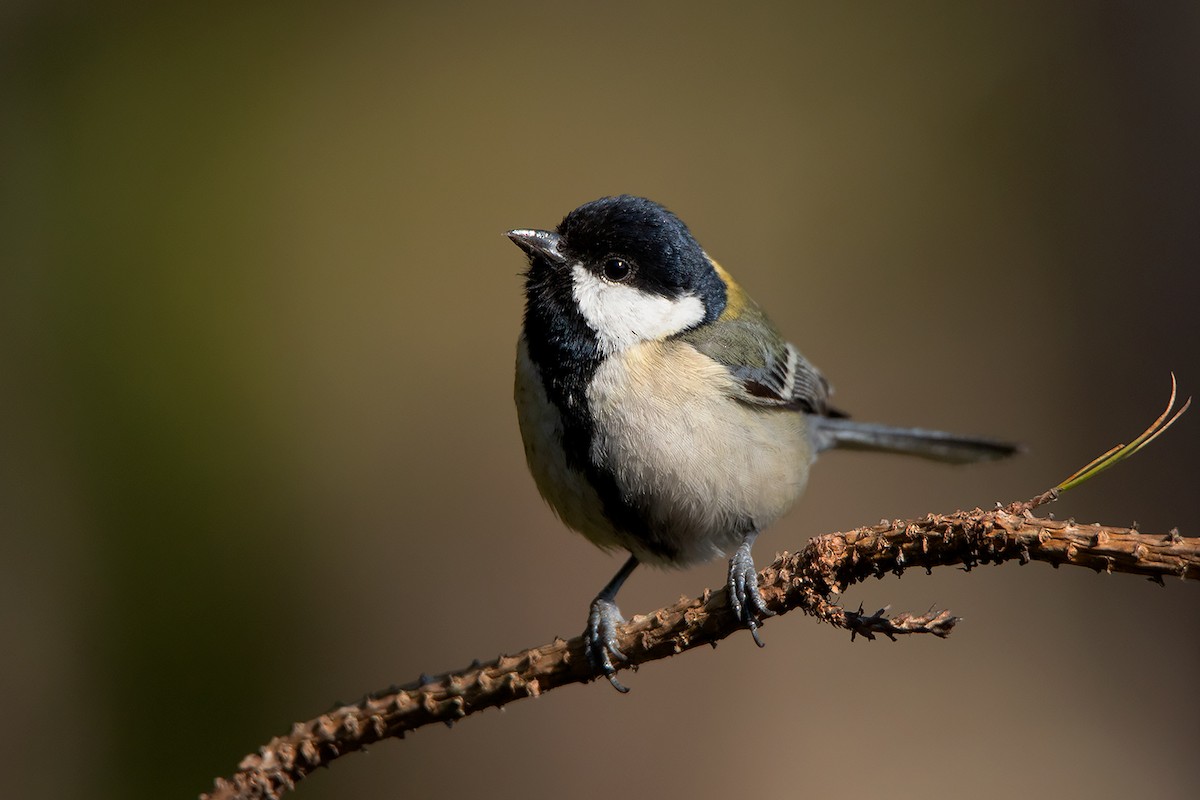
[[709, 258, 748, 321]]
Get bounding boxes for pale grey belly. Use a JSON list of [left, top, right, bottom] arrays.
[[515, 337, 814, 567], [587, 344, 813, 565]]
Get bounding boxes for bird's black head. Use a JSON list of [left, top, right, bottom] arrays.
[[554, 195, 726, 322], [509, 195, 727, 364]]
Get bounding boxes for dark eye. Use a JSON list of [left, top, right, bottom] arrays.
[[602, 258, 633, 282]]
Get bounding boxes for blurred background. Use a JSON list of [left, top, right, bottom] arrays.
[[2, 3, 1198, 799]]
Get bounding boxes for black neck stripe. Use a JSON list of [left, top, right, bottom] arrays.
[[522, 259, 656, 547]]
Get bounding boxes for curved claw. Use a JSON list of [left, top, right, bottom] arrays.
[[728, 534, 775, 647], [585, 597, 630, 692]]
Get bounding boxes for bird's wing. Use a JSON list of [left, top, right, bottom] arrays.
[[676, 294, 833, 415]]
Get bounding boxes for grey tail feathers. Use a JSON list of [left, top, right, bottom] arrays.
[[808, 416, 1020, 464]]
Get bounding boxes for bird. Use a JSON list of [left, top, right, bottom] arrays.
[[507, 195, 1017, 691]]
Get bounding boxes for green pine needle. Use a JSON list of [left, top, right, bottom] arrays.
[[1056, 373, 1191, 493]]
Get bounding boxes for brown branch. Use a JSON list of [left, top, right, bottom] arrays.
[[203, 494, 1199, 800]]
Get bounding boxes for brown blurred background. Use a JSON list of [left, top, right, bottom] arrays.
[[2, 3, 1198, 799]]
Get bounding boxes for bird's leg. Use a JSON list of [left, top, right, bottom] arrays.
[[728, 529, 775, 647], [585, 554, 639, 693]]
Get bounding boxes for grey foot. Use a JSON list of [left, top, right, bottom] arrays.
[[728, 537, 775, 647], [586, 597, 629, 692]]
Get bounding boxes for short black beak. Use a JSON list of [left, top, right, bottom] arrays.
[[506, 229, 566, 266]]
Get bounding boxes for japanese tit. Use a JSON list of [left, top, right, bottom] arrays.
[[508, 195, 1016, 691]]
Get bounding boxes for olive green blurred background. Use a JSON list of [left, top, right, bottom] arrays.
[[3, 3, 1198, 799]]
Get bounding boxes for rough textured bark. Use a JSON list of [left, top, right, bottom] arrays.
[[202, 492, 1198, 800]]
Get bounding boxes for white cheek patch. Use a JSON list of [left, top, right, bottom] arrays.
[[571, 264, 706, 354]]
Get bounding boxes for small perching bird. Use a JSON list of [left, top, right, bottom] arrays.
[[508, 195, 1017, 691]]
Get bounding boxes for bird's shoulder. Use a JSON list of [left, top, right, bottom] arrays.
[[676, 259, 833, 415]]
